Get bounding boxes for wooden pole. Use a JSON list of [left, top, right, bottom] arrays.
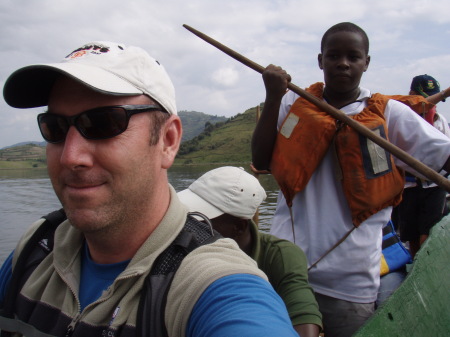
[[253, 104, 261, 226], [183, 24, 450, 193], [256, 104, 261, 124]]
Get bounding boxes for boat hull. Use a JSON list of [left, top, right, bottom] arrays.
[[354, 214, 450, 336]]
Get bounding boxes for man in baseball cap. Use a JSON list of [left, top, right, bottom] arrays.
[[178, 166, 323, 337], [395, 75, 450, 260], [0, 42, 298, 337]]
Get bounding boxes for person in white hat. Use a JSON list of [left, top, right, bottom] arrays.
[[0, 42, 298, 337], [178, 166, 323, 337]]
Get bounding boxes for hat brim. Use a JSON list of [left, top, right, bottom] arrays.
[[177, 188, 224, 220], [414, 87, 440, 98], [3, 63, 143, 109]]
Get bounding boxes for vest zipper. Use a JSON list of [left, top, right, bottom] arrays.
[[65, 325, 73, 337], [65, 313, 81, 337], [63, 272, 142, 336]]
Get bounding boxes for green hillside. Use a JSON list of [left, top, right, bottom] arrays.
[[179, 110, 227, 142], [0, 143, 46, 169], [175, 106, 259, 165]]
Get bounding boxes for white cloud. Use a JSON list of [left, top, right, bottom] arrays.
[[211, 67, 239, 87], [1, 0, 450, 148]]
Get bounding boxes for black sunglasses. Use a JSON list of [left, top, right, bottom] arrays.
[[37, 104, 167, 144]]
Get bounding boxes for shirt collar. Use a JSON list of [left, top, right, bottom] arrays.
[[356, 87, 371, 102]]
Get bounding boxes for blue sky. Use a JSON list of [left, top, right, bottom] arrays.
[[1, 0, 450, 148]]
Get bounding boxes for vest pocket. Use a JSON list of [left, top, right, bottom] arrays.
[[359, 125, 393, 178]]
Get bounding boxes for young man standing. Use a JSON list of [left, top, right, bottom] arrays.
[[252, 22, 450, 337]]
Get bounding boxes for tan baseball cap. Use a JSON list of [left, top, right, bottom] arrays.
[[3, 41, 177, 115], [178, 166, 267, 220]]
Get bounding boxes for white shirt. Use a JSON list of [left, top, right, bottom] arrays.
[[270, 88, 450, 302], [433, 113, 450, 137], [404, 112, 450, 188]]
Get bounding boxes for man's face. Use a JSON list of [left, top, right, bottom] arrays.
[[46, 77, 168, 234], [318, 31, 370, 96], [211, 213, 240, 239]]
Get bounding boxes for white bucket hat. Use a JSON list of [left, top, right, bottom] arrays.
[[178, 166, 267, 220], [3, 41, 177, 115]]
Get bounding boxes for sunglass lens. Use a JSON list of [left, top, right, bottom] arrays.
[[79, 108, 128, 140], [38, 114, 69, 143]]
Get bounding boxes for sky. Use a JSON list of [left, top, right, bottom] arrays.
[[1, 0, 450, 148]]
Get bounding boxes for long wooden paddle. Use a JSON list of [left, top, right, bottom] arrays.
[[183, 24, 450, 193]]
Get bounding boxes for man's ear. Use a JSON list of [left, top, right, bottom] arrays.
[[363, 55, 371, 72], [161, 115, 182, 169], [234, 219, 249, 237], [318, 53, 323, 70]]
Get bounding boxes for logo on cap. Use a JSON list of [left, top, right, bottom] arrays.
[[426, 80, 436, 91], [66, 43, 111, 59]]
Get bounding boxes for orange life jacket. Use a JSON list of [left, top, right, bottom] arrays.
[[271, 83, 431, 226]]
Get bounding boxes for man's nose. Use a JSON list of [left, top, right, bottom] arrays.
[[59, 126, 94, 169], [337, 57, 350, 69]]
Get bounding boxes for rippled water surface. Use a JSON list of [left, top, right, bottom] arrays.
[[0, 166, 279, 264]]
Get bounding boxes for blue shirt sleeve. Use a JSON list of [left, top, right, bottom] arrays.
[[0, 251, 14, 306], [186, 273, 298, 337]]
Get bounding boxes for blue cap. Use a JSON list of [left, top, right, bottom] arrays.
[[410, 74, 441, 97]]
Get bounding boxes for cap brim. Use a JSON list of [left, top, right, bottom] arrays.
[[3, 63, 143, 109], [177, 188, 224, 219]]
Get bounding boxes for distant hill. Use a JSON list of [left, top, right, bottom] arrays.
[[0, 143, 46, 169], [175, 106, 260, 165], [0, 107, 260, 168], [1, 141, 46, 150], [178, 110, 227, 142], [0, 111, 226, 150]]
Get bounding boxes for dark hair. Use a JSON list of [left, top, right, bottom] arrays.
[[149, 111, 170, 145], [321, 22, 369, 54]]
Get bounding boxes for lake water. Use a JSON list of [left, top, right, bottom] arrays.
[[0, 165, 279, 265]]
